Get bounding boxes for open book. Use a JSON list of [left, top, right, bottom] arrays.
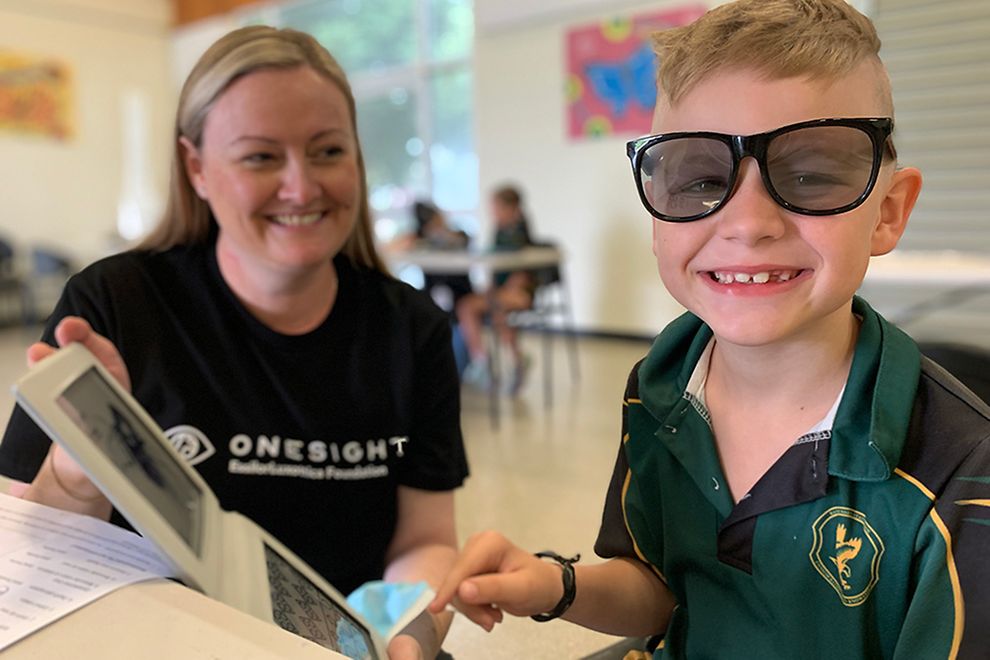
[[13, 343, 431, 659]]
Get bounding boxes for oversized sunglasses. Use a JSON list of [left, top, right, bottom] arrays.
[[626, 117, 896, 222]]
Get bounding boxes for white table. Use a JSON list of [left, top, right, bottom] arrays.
[[864, 250, 990, 326], [0, 474, 342, 659], [388, 247, 567, 428], [390, 246, 563, 279], [0, 579, 343, 659], [0, 472, 625, 660]]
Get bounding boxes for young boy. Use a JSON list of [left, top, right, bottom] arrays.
[[430, 0, 990, 657]]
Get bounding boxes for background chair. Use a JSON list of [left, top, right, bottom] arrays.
[[0, 237, 26, 326], [507, 240, 580, 407], [22, 246, 76, 324]]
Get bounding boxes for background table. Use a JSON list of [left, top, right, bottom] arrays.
[[863, 250, 990, 327], [389, 246, 567, 428]]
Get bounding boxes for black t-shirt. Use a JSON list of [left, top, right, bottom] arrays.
[[0, 239, 468, 595]]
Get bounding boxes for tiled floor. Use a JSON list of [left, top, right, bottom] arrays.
[[0, 324, 654, 658], [448, 334, 651, 658]]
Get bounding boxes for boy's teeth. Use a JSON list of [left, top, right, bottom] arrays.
[[712, 270, 798, 284]]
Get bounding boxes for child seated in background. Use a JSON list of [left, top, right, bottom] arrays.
[[411, 200, 474, 313], [457, 184, 538, 395], [430, 0, 990, 657]]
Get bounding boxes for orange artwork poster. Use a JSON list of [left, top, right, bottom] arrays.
[[0, 50, 74, 140]]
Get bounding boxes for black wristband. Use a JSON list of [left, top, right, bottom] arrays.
[[530, 551, 580, 622]]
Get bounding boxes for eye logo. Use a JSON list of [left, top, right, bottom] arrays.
[[809, 507, 885, 607], [164, 425, 215, 466]]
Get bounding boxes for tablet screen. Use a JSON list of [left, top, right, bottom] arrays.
[[56, 367, 204, 554], [264, 543, 377, 659]]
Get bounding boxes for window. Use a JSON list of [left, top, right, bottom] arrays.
[[247, 0, 478, 240], [874, 0, 990, 251]]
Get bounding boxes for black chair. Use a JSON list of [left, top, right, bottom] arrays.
[[918, 342, 990, 404], [22, 246, 75, 324], [507, 240, 580, 407], [0, 237, 27, 326]]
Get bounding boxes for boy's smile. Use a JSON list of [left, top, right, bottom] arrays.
[[649, 63, 920, 350]]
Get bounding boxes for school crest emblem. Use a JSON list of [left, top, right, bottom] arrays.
[[809, 507, 884, 607]]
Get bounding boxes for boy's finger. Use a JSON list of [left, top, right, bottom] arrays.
[[429, 550, 506, 611], [451, 600, 502, 632], [458, 572, 541, 612]]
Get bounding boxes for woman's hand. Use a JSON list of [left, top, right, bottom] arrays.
[[20, 316, 128, 517], [28, 316, 131, 390], [387, 632, 424, 660], [427, 530, 563, 632]]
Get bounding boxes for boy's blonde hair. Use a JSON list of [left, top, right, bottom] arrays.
[[654, 0, 891, 113]]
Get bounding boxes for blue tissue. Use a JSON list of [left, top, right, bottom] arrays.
[[347, 580, 433, 640]]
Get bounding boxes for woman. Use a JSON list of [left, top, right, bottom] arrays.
[[0, 26, 467, 659]]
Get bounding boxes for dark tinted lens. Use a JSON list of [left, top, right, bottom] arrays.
[[766, 125, 876, 212], [640, 137, 733, 219]]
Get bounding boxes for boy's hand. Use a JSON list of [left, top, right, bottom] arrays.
[[428, 531, 564, 631]]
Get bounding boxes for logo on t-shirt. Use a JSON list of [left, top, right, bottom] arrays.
[[164, 425, 216, 466], [224, 433, 408, 481], [809, 506, 885, 607]]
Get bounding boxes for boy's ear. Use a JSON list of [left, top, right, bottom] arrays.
[[870, 166, 923, 256], [179, 136, 208, 200]]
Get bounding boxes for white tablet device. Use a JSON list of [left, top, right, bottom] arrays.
[[12, 343, 387, 660]]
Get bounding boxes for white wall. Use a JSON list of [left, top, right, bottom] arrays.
[[173, 2, 694, 336], [0, 0, 174, 262], [170, 13, 241, 84], [474, 0, 719, 336]]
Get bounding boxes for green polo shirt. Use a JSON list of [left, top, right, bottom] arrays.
[[596, 297, 990, 659]]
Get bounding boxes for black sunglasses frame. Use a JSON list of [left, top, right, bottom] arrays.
[[626, 117, 895, 223]]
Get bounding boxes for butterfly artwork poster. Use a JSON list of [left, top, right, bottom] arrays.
[[565, 5, 707, 140]]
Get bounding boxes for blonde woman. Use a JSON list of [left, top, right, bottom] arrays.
[[1, 26, 467, 659]]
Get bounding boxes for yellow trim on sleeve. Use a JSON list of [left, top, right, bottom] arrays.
[[929, 508, 964, 660], [895, 469, 965, 656], [954, 499, 990, 507], [894, 467, 936, 501]]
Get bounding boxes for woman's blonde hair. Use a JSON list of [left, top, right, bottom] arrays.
[[653, 0, 891, 114], [138, 26, 386, 274]]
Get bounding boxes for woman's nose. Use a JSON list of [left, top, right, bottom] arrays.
[[278, 156, 321, 206]]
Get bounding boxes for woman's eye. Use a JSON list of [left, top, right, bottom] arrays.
[[315, 145, 344, 159], [243, 152, 276, 164]]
